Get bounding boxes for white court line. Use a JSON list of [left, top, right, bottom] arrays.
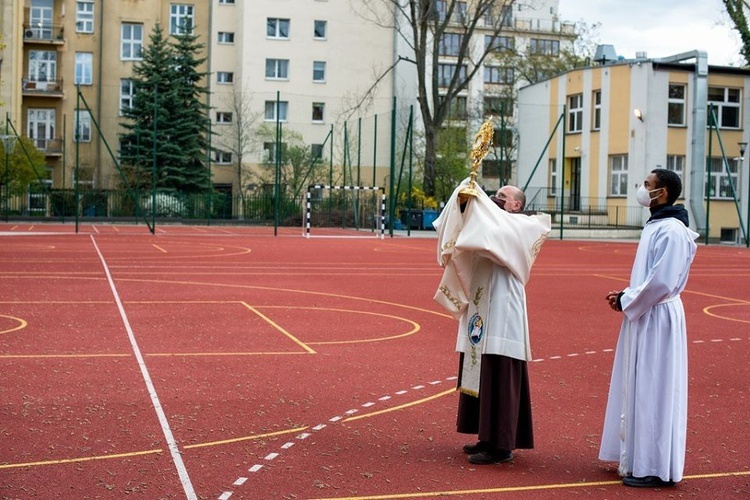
[[90, 235, 197, 499]]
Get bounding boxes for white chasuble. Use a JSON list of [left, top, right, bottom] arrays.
[[599, 217, 698, 483], [433, 179, 551, 395]]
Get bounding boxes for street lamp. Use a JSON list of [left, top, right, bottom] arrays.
[[740, 141, 750, 247]]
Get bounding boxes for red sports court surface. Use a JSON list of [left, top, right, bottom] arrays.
[[0, 223, 748, 499]]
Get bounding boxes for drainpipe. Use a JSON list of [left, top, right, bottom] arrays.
[[655, 50, 708, 233], [95, 0, 104, 187]]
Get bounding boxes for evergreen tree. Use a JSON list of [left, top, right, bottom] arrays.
[[120, 23, 211, 193]]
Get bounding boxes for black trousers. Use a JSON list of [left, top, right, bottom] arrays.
[[456, 353, 534, 451]]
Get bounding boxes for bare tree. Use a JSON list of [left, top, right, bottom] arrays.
[[354, 0, 518, 196], [213, 85, 263, 199], [722, 0, 750, 65]]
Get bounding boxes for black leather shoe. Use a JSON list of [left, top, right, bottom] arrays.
[[468, 450, 513, 465], [462, 441, 489, 454], [622, 475, 675, 488]]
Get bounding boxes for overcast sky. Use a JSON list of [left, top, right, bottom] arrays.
[[558, 0, 743, 66]]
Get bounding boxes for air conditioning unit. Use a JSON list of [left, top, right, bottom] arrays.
[[25, 29, 35, 38]]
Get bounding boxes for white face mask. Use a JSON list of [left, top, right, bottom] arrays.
[[636, 185, 661, 207]]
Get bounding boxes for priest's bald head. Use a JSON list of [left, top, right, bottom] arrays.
[[491, 185, 526, 213]]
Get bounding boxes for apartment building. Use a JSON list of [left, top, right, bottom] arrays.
[[517, 50, 750, 243]]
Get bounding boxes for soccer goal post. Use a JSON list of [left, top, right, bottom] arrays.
[[304, 185, 386, 238]]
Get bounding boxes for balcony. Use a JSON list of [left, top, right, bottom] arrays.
[[22, 78, 64, 98], [23, 24, 65, 45], [32, 138, 64, 156]]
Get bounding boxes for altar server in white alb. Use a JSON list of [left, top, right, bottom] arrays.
[[600, 168, 699, 488], [433, 180, 550, 465]]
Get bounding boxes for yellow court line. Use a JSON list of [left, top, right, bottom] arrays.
[[0, 448, 163, 470], [309, 470, 750, 500], [343, 389, 454, 423], [0, 353, 130, 359], [0, 315, 27, 335], [184, 426, 308, 449], [241, 302, 317, 354]]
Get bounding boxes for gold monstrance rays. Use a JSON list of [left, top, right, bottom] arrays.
[[459, 118, 495, 199]]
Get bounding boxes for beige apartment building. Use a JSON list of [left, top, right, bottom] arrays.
[[517, 50, 750, 243]]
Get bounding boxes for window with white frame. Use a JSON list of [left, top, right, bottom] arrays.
[[608, 155, 628, 196], [484, 66, 513, 84], [592, 90, 601, 130], [216, 111, 233, 124], [75, 52, 93, 84], [218, 32, 234, 44], [121, 23, 143, 60], [170, 4, 194, 35], [530, 38, 559, 56], [549, 159, 558, 195], [666, 155, 686, 196], [217, 71, 234, 83], [706, 157, 740, 199], [312, 103, 325, 122], [439, 95, 467, 119], [313, 61, 326, 82], [219, 0, 235, 4], [439, 33, 463, 56], [264, 101, 288, 121], [437, 63, 467, 87], [27, 108, 56, 149], [314, 20, 327, 39], [265, 59, 289, 79], [668, 84, 686, 126], [76, 1, 94, 33], [568, 94, 583, 133], [214, 150, 232, 164], [267, 18, 290, 39], [74, 110, 92, 142], [120, 79, 135, 115], [29, 50, 57, 82], [707, 87, 741, 129]]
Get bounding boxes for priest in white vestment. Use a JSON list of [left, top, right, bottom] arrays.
[[600, 169, 698, 488], [433, 179, 550, 464]]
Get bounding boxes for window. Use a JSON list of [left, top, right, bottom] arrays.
[[214, 150, 232, 164], [263, 142, 287, 162], [484, 96, 512, 117], [217, 71, 234, 83], [264, 101, 289, 121], [549, 159, 558, 195], [481, 159, 513, 180], [216, 112, 233, 124], [706, 157, 740, 199], [313, 61, 326, 82], [439, 33, 463, 56], [485, 35, 514, 53], [312, 103, 325, 122], [265, 59, 289, 79], [27, 108, 56, 150], [530, 38, 560, 56], [484, 66, 513, 84], [28, 50, 57, 82], [121, 23, 144, 60], [75, 52, 93, 85], [120, 79, 135, 115], [439, 95, 467, 119], [436, 0, 466, 23], [218, 0, 235, 4], [493, 128, 512, 148], [707, 87, 740, 129], [666, 155, 685, 196], [76, 1, 94, 33], [218, 32, 235, 44], [592, 90, 601, 130], [668, 84, 686, 126], [608, 155, 628, 196], [267, 18, 290, 39], [311, 144, 324, 160], [437, 63, 467, 87], [74, 110, 92, 142], [567, 94, 583, 133], [170, 4, 194, 35], [314, 20, 327, 39]]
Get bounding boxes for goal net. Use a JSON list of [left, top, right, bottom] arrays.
[[304, 185, 386, 238]]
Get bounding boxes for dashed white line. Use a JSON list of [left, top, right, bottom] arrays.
[[412, 385, 425, 390], [281, 442, 294, 449], [218, 492, 232, 500], [264, 453, 279, 460], [378, 395, 391, 401], [362, 402, 375, 407], [312, 424, 326, 431], [249, 465, 263, 473], [232, 478, 247, 486]]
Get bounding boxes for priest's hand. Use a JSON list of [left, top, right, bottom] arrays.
[[605, 291, 622, 312]]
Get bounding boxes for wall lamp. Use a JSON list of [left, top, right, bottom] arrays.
[[739, 141, 748, 160], [633, 109, 644, 122]]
